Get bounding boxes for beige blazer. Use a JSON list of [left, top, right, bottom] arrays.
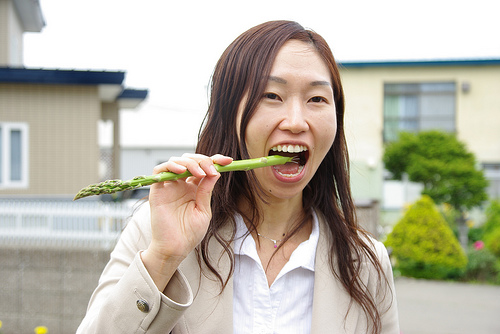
[[77, 203, 399, 334]]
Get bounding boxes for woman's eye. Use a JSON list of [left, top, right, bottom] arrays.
[[264, 93, 280, 100], [310, 96, 326, 103]]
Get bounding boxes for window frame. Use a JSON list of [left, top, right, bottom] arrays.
[[383, 82, 456, 142], [0, 122, 29, 189], [483, 163, 500, 199]]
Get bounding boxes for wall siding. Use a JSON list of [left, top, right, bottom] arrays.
[[0, 83, 101, 196]]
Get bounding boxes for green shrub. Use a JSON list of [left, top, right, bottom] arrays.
[[439, 203, 460, 239], [385, 195, 468, 280], [485, 227, 500, 258], [482, 200, 500, 259], [468, 226, 484, 244], [463, 246, 499, 283], [484, 200, 500, 235]]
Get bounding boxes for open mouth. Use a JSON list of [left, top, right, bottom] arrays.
[[269, 144, 308, 177]]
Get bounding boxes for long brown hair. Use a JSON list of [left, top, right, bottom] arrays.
[[196, 20, 389, 333]]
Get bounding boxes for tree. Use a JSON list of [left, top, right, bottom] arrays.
[[383, 130, 489, 247]]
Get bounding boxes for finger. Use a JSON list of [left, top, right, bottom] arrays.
[[198, 156, 219, 177], [179, 153, 216, 176], [181, 154, 230, 177], [181, 153, 210, 161], [181, 153, 233, 167], [152, 158, 186, 175], [181, 153, 203, 157], [154, 157, 206, 178], [195, 173, 220, 212], [210, 154, 233, 166], [181, 158, 207, 178], [185, 175, 201, 185]]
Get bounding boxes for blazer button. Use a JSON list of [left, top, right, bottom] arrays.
[[136, 299, 150, 313]]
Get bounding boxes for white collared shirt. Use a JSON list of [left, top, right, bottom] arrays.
[[233, 212, 320, 334]]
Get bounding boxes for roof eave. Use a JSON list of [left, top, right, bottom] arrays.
[[0, 67, 125, 85], [117, 89, 149, 109], [13, 0, 46, 32], [338, 58, 500, 69], [0, 67, 148, 109]]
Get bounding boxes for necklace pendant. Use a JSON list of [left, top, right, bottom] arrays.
[[257, 232, 283, 248]]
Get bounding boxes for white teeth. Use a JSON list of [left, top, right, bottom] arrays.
[[270, 144, 308, 153]]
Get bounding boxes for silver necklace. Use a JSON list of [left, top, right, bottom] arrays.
[[257, 232, 286, 248]]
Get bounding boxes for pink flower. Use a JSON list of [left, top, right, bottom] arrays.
[[474, 240, 485, 250]]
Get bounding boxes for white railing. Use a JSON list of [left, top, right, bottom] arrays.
[[0, 200, 135, 249]]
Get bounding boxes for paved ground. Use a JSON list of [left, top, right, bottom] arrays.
[[395, 277, 500, 334]]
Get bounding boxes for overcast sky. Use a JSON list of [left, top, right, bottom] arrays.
[[23, 0, 499, 148]]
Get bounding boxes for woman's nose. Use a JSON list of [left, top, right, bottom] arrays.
[[278, 99, 309, 133]]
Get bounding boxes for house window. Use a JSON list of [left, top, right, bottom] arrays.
[[0, 123, 29, 188], [483, 163, 500, 199], [383, 82, 456, 142]]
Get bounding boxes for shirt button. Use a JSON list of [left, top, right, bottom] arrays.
[[136, 299, 150, 313]]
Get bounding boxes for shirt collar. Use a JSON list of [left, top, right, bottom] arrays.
[[233, 211, 319, 272]]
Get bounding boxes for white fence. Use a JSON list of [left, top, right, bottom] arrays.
[[0, 200, 134, 249]]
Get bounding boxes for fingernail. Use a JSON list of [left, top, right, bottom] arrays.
[[198, 166, 206, 176]]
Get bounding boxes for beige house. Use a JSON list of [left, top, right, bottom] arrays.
[[339, 59, 500, 224], [0, 0, 148, 198]]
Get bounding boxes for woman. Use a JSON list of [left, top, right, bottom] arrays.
[[78, 20, 399, 334]]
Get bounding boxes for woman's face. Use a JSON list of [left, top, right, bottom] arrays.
[[237, 39, 337, 202]]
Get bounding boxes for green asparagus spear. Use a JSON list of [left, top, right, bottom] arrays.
[[73, 155, 293, 200]]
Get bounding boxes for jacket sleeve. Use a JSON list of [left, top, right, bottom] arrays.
[[76, 203, 194, 334], [375, 241, 400, 334]]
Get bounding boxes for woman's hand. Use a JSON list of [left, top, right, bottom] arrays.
[[141, 153, 232, 291]]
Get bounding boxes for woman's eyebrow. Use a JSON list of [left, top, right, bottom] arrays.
[[311, 80, 331, 87], [268, 76, 331, 87], [268, 76, 287, 84]]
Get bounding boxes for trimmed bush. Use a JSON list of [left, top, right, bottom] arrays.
[[463, 246, 499, 283], [385, 195, 468, 280]]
